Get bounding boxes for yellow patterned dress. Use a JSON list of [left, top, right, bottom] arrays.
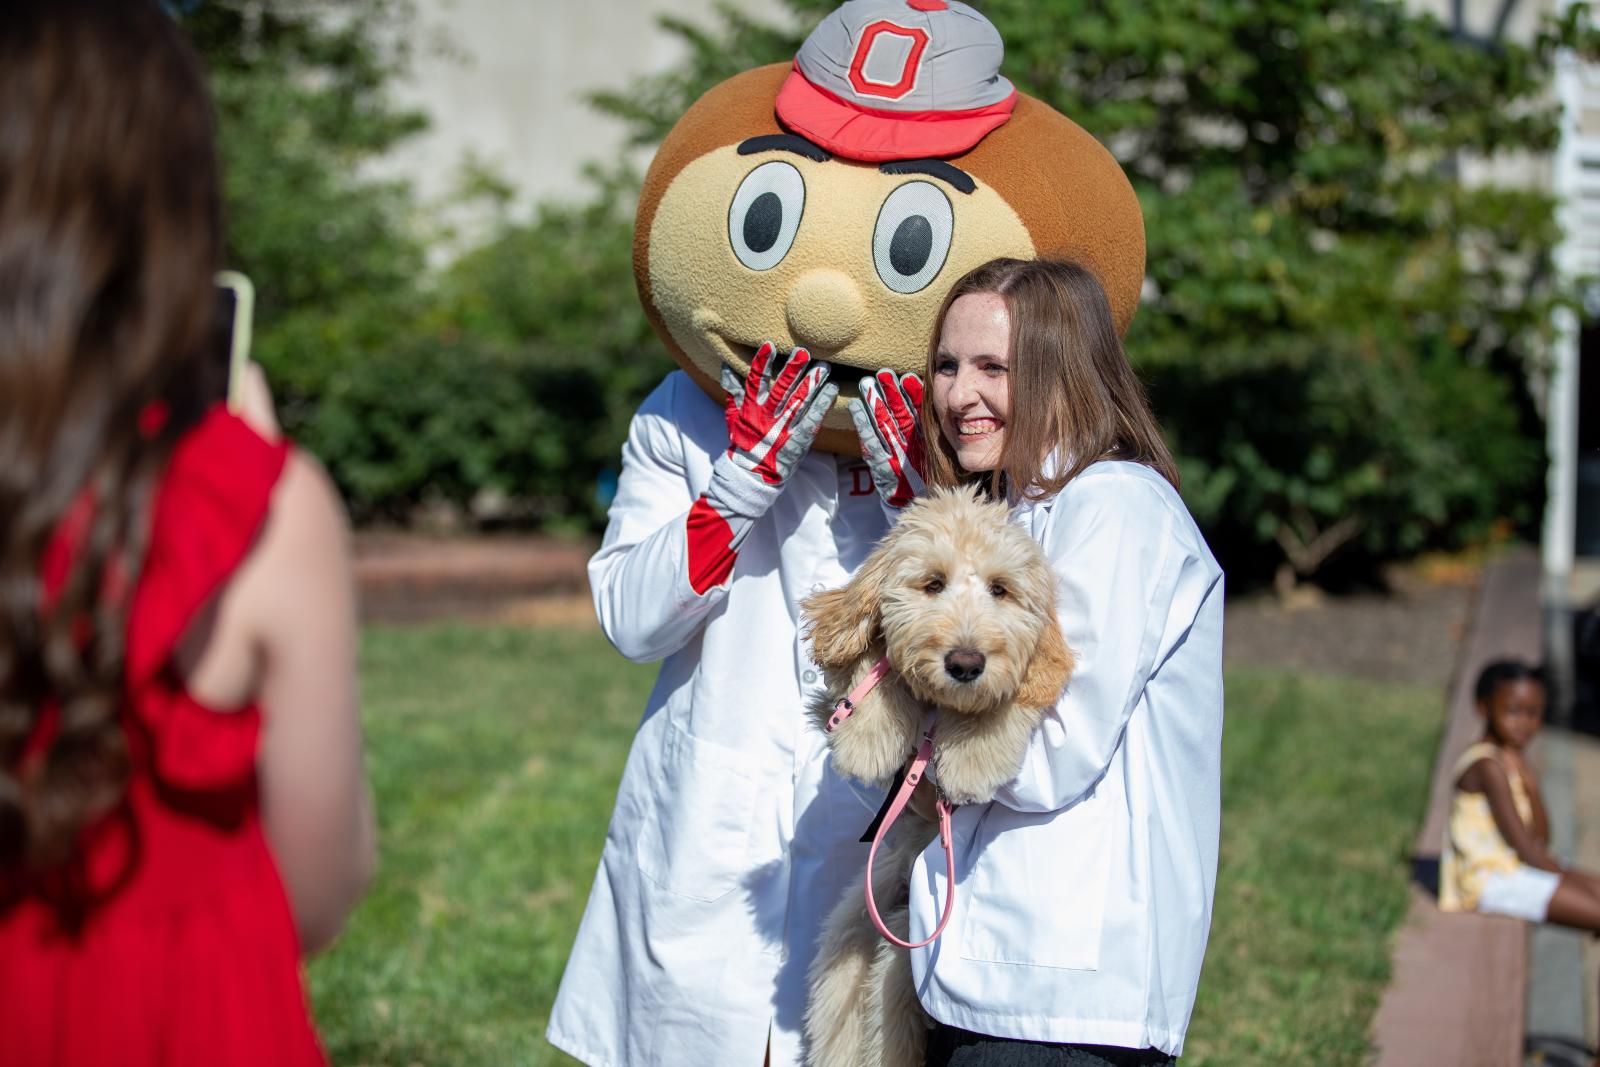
[[1439, 741, 1534, 912]]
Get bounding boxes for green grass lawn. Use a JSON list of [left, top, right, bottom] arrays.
[[310, 624, 1439, 1067], [1181, 670, 1439, 1067]]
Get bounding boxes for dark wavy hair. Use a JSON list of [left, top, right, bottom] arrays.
[[0, 0, 221, 873], [921, 258, 1179, 500]]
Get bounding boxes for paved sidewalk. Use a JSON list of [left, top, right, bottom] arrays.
[[1525, 725, 1600, 1067], [353, 532, 594, 623]]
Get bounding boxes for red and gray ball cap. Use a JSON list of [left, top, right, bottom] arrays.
[[775, 0, 1017, 163]]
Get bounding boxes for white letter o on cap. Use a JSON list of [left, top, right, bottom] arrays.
[[847, 21, 928, 100]]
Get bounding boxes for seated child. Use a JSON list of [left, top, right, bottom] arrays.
[[1440, 659, 1600, 931]]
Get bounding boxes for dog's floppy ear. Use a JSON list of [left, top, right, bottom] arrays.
[[802, 544, 894, 670], [1016, 612, 1075, 710]]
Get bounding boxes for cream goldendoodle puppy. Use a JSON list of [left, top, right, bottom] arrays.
[[799, 487, 1074, 1067]]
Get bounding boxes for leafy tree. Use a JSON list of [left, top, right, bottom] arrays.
[[596, 0, 1595, 588], [178, 0, 1592, 568], [181, 3, 661, 526], [179, 0, 430, 427], [310, 166, 662, 526]]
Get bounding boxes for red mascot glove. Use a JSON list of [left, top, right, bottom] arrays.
[[721, 342, 835, 485], [685, 343, 836, 593], [849, 368, 926, 512]]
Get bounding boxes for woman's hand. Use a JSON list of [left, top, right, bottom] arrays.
[[849, 368, 926, 511], [235, 361, 281, 442]]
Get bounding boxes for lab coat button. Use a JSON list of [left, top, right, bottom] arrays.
[[803, 670, 818, 685]]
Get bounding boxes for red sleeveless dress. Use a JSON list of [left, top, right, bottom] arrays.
[[0, 407, 328, 1067]]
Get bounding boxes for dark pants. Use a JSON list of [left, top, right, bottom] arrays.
[[925, 1024, 1178, 1067]]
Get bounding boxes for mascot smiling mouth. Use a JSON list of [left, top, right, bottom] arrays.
[[632, 2, 1147, 455]]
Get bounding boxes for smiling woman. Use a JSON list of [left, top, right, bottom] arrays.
[[923, 258, 1181, 501], [870, 256, 1223, 1067], [932, 291, 1012, 473]]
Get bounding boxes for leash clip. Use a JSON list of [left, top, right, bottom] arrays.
[[825, 656, 892, 733]]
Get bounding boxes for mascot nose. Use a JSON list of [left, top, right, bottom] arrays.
[[786, 269, 865, 352]]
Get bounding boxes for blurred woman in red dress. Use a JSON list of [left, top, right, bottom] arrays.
[[0, 3, 375, 1064]]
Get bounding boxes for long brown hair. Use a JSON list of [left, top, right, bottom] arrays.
[[0, 0, 222, 873], [921, 258, 1179, 500]]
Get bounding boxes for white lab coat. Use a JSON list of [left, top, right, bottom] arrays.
[[547, 371, 891, 1067], [908, 460, 1225, 1056]]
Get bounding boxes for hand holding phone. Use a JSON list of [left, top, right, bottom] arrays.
[[213, 270, 254, 413], [236, 361, 280, 441]]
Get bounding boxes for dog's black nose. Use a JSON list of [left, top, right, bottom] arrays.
[[944, 649, 986, 683]]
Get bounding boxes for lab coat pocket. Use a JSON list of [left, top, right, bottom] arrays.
[[635, 724, 758, 903], [959, 796, 1112, 970]]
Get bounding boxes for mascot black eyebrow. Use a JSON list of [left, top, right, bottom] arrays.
[[546, 4, 1147, 1066]]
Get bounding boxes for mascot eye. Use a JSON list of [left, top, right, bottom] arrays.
[[729, 161, 805, 271], [923, 577, 945, 595], [989, 581, 1008, 600], [873, 181, 954, 295]]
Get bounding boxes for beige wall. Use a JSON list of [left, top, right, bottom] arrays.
[[384, 0, 792, 218], [1406, 0, 1562, 190], [1407, 0, 1556, 43]]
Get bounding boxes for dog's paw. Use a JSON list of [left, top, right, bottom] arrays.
[[812, 660, 926, 786], [826, 682, 925, 786], [931, 702, 1045, 805]]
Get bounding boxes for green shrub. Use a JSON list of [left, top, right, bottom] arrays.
[[303, 337, 600, 527], [184, 1, 430, 421], [301, 177, 667, 525], [188, 5, 668, 527], [1152, 331, 1542, 592]]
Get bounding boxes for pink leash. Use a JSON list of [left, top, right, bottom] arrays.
[[826, 659, 957, 950]]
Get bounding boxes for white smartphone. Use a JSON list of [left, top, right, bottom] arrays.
[[213, 270, 254, 413]]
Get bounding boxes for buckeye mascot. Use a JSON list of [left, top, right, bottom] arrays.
[[547, 3, 1144, 1065]]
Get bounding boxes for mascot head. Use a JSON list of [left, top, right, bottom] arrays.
[[636, 0, 1145, 453]]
